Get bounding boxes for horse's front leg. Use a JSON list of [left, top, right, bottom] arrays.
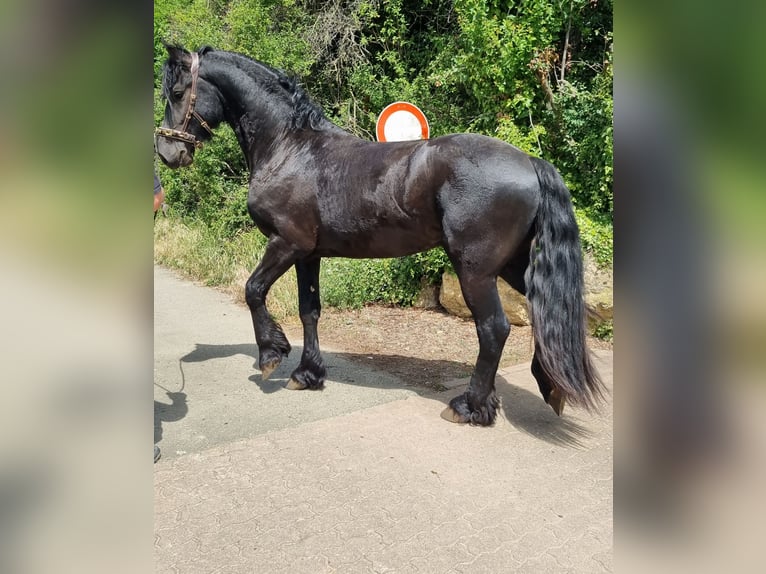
[[286, 258, 326, 390], [245, 236, 303, 379]]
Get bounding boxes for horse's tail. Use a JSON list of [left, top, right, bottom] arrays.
[[524, 156, 605, 412]]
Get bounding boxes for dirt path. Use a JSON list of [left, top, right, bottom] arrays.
[[283, 305, 612, 391]]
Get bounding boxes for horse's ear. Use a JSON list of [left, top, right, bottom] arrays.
[[164, 42, 192, 68]]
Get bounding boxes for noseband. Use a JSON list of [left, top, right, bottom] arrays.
[[155, 52, 213, 149]]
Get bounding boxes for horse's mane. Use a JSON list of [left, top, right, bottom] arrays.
[[162, 46, 327, 131], [210, 47, 328, 132], [275, 72, 327, 131], [160, 55, 182, 101]]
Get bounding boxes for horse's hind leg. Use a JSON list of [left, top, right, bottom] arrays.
[[498, 240, 530, 296], [441, 274, 509, 426], [245, 236, 302, 379], [286, 258, 327, 390]]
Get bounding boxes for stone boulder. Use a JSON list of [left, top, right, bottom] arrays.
[[439, 272, 530, 326], [412, 278, 440, 309], [582, 253, 613, 329]]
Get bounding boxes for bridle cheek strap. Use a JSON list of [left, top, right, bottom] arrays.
[[155, 52, 214, 149]]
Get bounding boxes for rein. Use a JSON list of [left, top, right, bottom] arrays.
[[155, 52, 213, 149]]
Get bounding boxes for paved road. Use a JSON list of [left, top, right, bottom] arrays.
[[154, 265, 613, 573]]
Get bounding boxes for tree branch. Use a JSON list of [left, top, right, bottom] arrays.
[[560, 0, 573, 85]]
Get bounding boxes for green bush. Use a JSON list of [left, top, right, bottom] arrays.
[[321, 258, 407, 308], [574, 207, 613, 267], [546, 67, 613, 215], [319, 247, 451, 308]]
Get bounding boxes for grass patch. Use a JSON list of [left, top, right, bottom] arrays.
[[153, 217, 298, 320]]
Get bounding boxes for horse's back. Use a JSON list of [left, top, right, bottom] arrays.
[[424, 132, 540, 216], [429, 133, 539, 188], [310, 137, 445, 257], [254, 130, 542, 260]]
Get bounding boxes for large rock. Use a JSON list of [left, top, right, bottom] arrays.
[[586, 289, 613, 321], [439, 272, 530, 325], [412, 278, 440, 309], [582, 253, 613, 328]]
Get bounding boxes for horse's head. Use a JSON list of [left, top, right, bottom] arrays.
[[155, 44, 222, 168]]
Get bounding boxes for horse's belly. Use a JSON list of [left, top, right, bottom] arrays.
[[316, 223, 441, 258]]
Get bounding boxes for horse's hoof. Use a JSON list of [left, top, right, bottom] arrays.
[[260, 361, 279, 380], [548, 389, 565, 416], [440, 406, 469, 424], [285, 378, 307, 390]]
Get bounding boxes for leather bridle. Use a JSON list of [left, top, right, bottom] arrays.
[[155, 52, 213, 149]]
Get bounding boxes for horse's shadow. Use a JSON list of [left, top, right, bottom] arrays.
[[494, 374, 593, 448], [173, 342, 594, 448]]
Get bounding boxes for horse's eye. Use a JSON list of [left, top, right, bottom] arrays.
[[173, 90, 184, 100]]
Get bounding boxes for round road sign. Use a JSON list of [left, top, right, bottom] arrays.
[[375, 101, 430, 142]]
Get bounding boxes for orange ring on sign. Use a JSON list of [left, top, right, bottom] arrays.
[[376, 101, 430, 142]]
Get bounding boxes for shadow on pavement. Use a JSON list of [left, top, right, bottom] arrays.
[[169, 342, 596, 448], [154, 343, 256, 443], [180, 342, 256, 363], [154, 392, 188, 444], [496, 375, 593, 448], [329, 351, 473, 390]]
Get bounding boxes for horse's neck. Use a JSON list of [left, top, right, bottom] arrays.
[[226, 113, 260, 171], [207, 60, 288, 158], [209, 55, 350, 167]]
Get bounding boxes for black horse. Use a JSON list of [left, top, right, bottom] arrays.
[[155, 45, 604, 425]]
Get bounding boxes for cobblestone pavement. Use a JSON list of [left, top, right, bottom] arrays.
[[154, 266, 613, 573]]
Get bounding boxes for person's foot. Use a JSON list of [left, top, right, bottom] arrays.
[[154, 445, 161, 463]]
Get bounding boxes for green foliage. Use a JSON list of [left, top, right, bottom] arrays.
[[157, 127, 252, 239], [450, 0, 559, 129], [592, 319, 613, 342], [320, 258, 415, 309], [574, 207, 613, 267], [399, 248, 453, 285], [225, 0, 313, 74], [495, 115, 546, 156], [154, 0, 614, 310], [547, 53, 613, 214], [320, 247, 451, 309]]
